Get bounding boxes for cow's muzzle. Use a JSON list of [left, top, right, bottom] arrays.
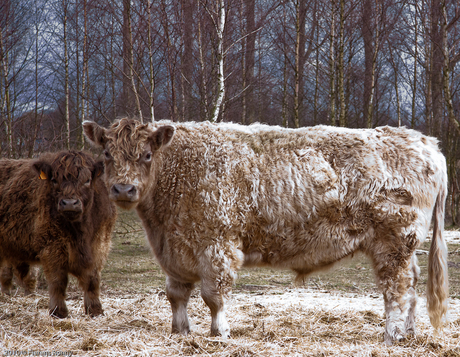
[[110, 184, 139, 209], [58, 198, 83, 213]]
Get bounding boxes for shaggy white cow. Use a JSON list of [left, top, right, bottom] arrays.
[[84, 118, 448, 345]]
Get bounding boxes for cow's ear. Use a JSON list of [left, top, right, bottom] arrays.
[[92, 160, 105, 180], [150, 125, 175, 151], [83, 120, 107, 148], [32, 161, 53, 181]]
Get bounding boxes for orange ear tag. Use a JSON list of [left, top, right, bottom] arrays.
[[39, 171, 47, 180]]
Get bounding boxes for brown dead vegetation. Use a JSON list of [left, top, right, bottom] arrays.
[[1, 288, 460, 356], [1, 212, 460, 356]]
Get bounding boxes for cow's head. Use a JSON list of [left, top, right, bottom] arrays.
[[83, 118, 175, 210], [32, 151, 104, 222]]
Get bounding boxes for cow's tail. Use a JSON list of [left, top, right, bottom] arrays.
[[426, 182, 448, 330]]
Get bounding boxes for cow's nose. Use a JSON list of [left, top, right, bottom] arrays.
[[59, 198, 82, 212], [111, 184, 137, 201]]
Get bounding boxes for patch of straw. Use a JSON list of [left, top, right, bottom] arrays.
[[1, 288, 459, 356]]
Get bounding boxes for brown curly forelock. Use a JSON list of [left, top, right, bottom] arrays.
[[106, 118, 151, 161], [51, 151, 94, 181]]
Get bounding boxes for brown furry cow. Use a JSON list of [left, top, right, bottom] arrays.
[[0, 151, 117, 318], [84, 118, 448, 345]]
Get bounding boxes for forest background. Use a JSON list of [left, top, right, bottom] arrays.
[[1, 0, 460, 222]]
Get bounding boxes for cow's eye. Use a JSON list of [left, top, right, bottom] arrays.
[[50, 177, 58, 186], [143, 152, 152, 162], [103, 150, 112, 161], [84, 178, 91, 187]]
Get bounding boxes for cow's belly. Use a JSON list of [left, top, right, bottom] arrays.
[[241, 222, 373, 272]]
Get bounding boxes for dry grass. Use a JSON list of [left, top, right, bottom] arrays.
[[1, 212, 460, 356], [1, 290, 460, 356]]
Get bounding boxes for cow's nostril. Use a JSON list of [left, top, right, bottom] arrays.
[[59, 199, 82, 212], [112, 184, 137, 200], [112, 185, 120, 195]]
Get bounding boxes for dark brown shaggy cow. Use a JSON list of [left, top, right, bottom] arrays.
[[0, 151, 117, 318], [84, 118, 448, 345]]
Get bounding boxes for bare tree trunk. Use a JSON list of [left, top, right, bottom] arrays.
[[147, 0, 155, 122], [63, 0, 70, 149], [127, 2, 142, 122], [281, 3, 288, 128], [240, 0, 247, 124], [329, 0, 336, 126], [79, 0, 88, 149], [197, 1, 209, 121], [313, 3, 320, 126], [441, 0, 460, 135], [110, 10, 117, 119], [0, 37, 12, 157], [161, 0, 178, 121], [181, 0, 193, 122], [411, 1, 419, 129], [431, 0, 443, 137], [337, 0, 346, 127], [122, 0, 133, 117], [210, 0, 226, 123], [365, 0, 381, 128], [31, 0, 44, 157], [122, 0, 142, 121], [388, 45, 401, 126], [293, 0, 306, 128], [32, 14, 39, 157], [0, 23, 12, 157], [362, 0, 381, 128], [244, 0, 255, 124], [422, 2, 433, 134]]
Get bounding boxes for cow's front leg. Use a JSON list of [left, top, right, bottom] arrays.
[[77, 269, 103, 317], [166, 276, 194, 334], [201, 278, 231, 338], [200, 244, 240, 338], [44, 267, 69, 318]]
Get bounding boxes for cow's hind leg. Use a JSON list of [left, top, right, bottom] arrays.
[[14, 263, 37, 295], [370, 232, 419, 345], [166, 276, 194, 334], [77, 269, 104, 317], [0, 264, 13, 295], [404, 253, 419, 336]]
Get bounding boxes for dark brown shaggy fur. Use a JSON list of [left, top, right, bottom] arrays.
[[0, 151, 117, 318]]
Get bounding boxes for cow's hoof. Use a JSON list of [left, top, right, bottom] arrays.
[[211, 327, 230, 339], [384, 333, 405, 346], [50, 307, 69, 319], [172, 325, 190, 335], [86, 303, 104, 317], [1, 288, 11, 296]]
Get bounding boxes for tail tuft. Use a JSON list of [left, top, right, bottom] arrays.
[[426, 187, 448, 329]]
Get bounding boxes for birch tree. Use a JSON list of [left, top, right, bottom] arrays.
[[209, 0, 226, 122]]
